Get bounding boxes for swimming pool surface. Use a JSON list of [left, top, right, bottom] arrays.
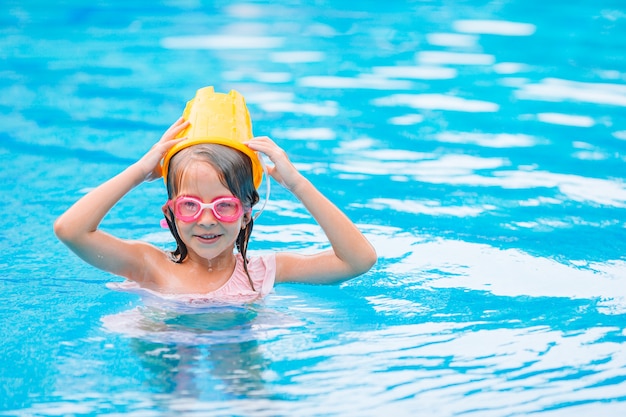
[[2, 1, 626, 415]]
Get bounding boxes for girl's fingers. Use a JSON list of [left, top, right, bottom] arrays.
[[245, 136, 283, 158], [245, 136, 273, 147], [150, 137, 186, 161], [163, 118, 183, 134], [157, 137, 186, 153], [161, 118, 189, 141]]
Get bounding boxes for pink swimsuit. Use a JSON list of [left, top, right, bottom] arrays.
[[107, 253, 276, 307]]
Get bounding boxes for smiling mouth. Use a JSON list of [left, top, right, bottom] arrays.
[[196, 233, 221, 241]]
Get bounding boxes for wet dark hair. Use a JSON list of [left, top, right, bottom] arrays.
[[163, 143, 260, 291]]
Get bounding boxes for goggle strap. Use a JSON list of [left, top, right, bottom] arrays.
[[252, 154, 270, 221]]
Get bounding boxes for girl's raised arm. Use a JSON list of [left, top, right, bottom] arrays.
[[245, 136, 377, 284], [54, 118, 188, 281]]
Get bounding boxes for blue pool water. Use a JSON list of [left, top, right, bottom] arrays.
[[2, 0, 626, 415]]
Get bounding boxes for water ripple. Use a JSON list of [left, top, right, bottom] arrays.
[[453, 19, 537, 36], [375, 235, 626, 314], [161, 35, 284, 50], [515, 78, 626, 107], [372, 93, 500, 112], [298, 75, 413, 90]]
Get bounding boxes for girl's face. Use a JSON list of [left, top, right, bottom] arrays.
[[170, 161, 248, 264]]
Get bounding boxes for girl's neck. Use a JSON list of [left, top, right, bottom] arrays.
[[205, 253, 236, 273], [173, 251, 237, 293], [186, 250, 237, 276]]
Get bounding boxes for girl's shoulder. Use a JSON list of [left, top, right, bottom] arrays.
[[129, 241, 179, 283]]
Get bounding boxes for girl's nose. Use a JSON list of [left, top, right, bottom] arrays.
[[197, 207, 218, 225]]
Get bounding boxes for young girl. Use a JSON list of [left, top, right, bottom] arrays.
[[54, 87, 377, 304]]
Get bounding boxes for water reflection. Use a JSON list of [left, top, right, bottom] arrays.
[[434, 131, 539, 147], [130, 339, 271, 401], [372, 65, 457, 80], [161, 35, 285, 50], [102, 304, 302, 345], [363, 225, 626, 315], [99, 304, 303, 409], [515, 78, 626, 107], [372, 93, 499, 111], [266, 323, 626, 415], [416, 50, 495, 66], [452, 19, 537, 36]]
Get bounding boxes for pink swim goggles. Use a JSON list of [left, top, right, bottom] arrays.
[[161, 154, 270, 228], [166, 196, 244, 223]]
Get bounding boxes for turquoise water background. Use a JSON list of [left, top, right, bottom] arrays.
[[1, 0, 626, 415]]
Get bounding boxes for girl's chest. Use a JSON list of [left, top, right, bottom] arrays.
[[150, 259, 234, 295]]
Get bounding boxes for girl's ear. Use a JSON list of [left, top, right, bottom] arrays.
[[162, 204, 173, 220], [242, 211, 252, 228]]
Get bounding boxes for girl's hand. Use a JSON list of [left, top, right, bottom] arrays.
[[138, 117, 189, 182], [245, 136, 303, 191], [246, 136, 377, 284]]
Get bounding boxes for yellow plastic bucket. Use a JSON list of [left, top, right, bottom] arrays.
[[161, 86, 263, 189]]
